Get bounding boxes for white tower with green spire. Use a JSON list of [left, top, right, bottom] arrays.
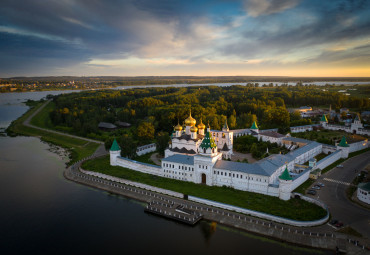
[[337, 136, 349, 158], [278, 166, 293, 201], [250, 121, 259, 133], [320, 114, 328, 127], [110, 139, 121, 166]]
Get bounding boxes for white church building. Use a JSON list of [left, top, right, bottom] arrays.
[[109, 113, 336, 200]]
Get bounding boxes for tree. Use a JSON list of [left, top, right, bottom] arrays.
[[119, 135, 137, 158], [137, 121, 155, 141], [156, 132, 170, 156]]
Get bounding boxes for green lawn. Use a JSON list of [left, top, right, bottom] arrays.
[[82, 155, 327, 221], [7, 102, 100, 165], [30, 101, 55, 129]]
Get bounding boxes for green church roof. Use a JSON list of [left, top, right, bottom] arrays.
[[355, 114, 360, 121], [320, 115, 328, 122], [223, 119, 229, 129], [200, 131, 217, 150], [110, 139, 121, 151], [279, 166, 292, 181], [338, 136, 349, 147], [251, 121, 258, 130]]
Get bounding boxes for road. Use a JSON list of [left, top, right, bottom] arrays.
[[313, 151, 370, 238], [23, 100, 103, 144]]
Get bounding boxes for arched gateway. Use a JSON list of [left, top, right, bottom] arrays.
[[201, 173, 206, 184]]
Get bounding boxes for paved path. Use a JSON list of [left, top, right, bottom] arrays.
[[311, 151, 370, 238], [150, 152, 162, 166], [24, 100, 103, 144]]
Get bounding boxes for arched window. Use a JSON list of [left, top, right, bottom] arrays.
[[203, 148, 206, 153]]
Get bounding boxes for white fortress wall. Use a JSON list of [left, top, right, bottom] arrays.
[[322, 144, 337, 154], [289, 169, 310, 191], [136, 143, 156, 156], [79, 168, 183, 198], [348, 140, 369, 153], [116, 156, 162, 176], [315, 150, 342, 170]]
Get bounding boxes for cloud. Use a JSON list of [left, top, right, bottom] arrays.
[[0, 0, 370, 77], [243, 0, 300, 17]]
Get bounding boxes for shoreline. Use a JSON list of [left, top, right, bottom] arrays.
[[63, 155, 369, 254]]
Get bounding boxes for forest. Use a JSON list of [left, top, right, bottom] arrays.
[[48, 85, 370, 155]]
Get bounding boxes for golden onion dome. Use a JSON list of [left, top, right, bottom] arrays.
[[198, 119, 205, 129], [190, 125, 198, 132], [174, 123, 183, 131], [185, 111, 196, 126], [185, 111, 197, 126]]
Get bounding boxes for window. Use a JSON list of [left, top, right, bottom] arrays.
[[229, 173, 231, 177]]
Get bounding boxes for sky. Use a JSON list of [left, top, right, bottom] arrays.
[[0, 0, 370, 77]]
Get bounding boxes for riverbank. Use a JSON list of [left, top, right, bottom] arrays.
[[6, 100, 100, 165]]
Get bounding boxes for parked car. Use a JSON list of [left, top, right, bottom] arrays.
[[307, 190, 317, 195], [317, 182, 325, 187], [335, 222, 344, 228], [337, 165, 344, 168], [330, 219, 338, 225], [312, 186, 321, 190]]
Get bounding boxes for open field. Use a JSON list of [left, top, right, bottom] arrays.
[[82, 155, 327, 221]]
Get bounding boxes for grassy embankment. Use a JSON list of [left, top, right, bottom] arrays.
[[6, 101, 99, 165], [82, 155, 327, 221]]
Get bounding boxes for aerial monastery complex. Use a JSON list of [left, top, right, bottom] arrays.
[[110, 112, 369, 201]]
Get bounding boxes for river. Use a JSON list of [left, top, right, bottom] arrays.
[[0, 91, 332, 254]]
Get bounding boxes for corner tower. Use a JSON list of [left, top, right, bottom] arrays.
[[110, 139, 121, 166]]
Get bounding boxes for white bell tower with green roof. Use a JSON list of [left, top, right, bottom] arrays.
[[194, 129, 222, 185]]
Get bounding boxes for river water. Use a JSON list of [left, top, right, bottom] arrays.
[[0, 91, 332, 255]]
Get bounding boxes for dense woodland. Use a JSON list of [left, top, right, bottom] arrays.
[[48, 85, 370, 155]]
